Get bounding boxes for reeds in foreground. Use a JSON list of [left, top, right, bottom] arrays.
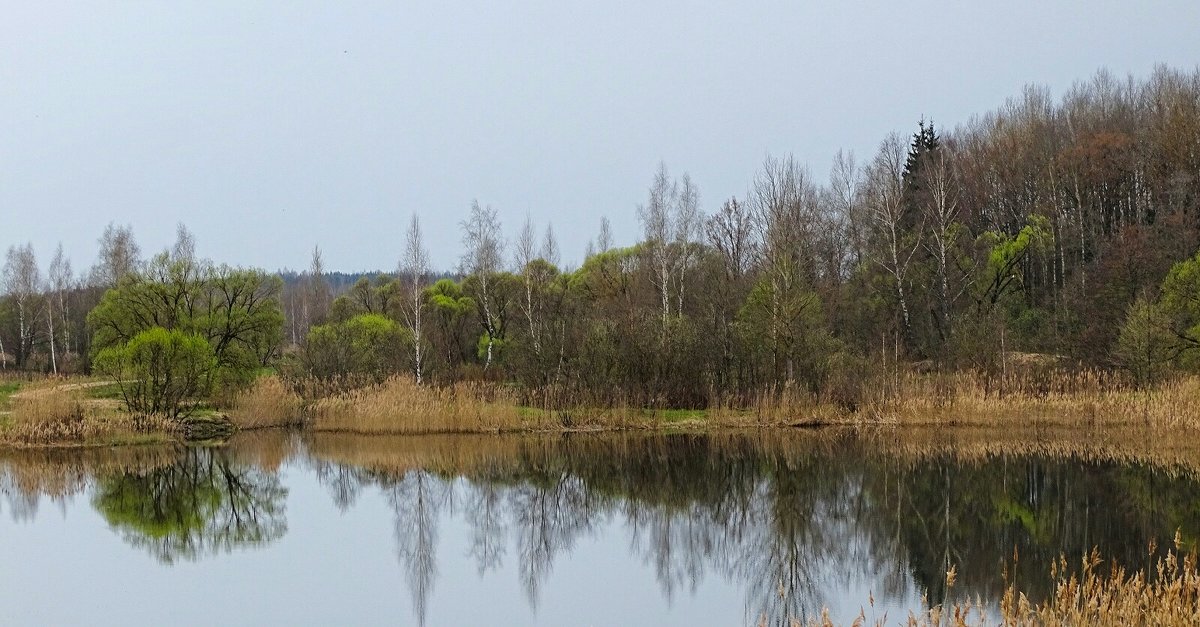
[[799, 535, 1200, 626]]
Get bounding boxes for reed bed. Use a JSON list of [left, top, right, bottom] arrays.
[[308, 376, 554, 435], [228, 375, 304, 429], [799, 539, 1200, 626], [853, 370, 1200, 429], [0, 382, 177, 447]]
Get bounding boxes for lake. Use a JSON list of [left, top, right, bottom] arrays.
[[2, 427, 1198, 626]]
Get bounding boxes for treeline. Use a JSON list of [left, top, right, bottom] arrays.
[[4, 67, 1200, 413]]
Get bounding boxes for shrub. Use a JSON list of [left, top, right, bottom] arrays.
[[94, 327, 215, 419]]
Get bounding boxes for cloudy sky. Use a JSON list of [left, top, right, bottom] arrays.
[[3, 1, 1199, 274]]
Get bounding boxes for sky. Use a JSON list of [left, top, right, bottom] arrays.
[[2, 1, 1199, 275]]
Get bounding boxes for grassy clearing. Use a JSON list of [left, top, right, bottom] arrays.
[[0, 380, 179, 448], [0, 381, 21, 410]]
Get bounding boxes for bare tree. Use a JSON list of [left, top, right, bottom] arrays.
[[673, 173, 702, 315], [597, 216, 613, 253], [706, 197, 757, 281], [864, 133, 923, 351], [638, 162, 680, 335], [91, 222, 141, 288], [3, 243, 41, 369], [750, 155, 822, 381], [43, 244, 77, 374], [402, 215, 430, 384], [514, 214, 537, 273], [541, 223, 560, 268], [921, 144, 962, 342], [461, 201, 505, 369], [172, 223, 197, 264], [830, 150, 864, 274], [304, 246, 331, 333], [48, 243, 74, 361]]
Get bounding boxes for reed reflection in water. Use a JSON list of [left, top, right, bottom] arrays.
[[3, 427, 1200, 626]]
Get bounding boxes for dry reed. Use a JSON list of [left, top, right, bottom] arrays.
[[308, 376, 552, 435], [228, 375, 304, 429], [801, 537, 1200, 626], [0, 382, 177, 447]]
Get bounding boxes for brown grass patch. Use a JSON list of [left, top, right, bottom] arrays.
[[1, 382, 178, 447], [309, 376, 551, 435], [228, 375, 304, 429]]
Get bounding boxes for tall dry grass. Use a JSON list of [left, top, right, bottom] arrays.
[[801, 537, 1200, 626], [228, 375, 304, 429], [308, 376, 553, 435], [862, 370, 1200, 428], [0, 383, 177, 447], [7, 388, 88, 444]]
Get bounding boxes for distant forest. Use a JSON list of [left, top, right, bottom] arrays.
[[4, 67, 1200, 408]]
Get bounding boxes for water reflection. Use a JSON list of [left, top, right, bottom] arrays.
[[0, 444, 286, 565], [92, 447, 287, 563], [4, 428, 1200, 625], [302, 430, 1200, 625]]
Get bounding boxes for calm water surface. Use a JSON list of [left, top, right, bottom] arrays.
[[2, 429, 1198, 626]]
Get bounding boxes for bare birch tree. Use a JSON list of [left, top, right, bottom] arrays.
[[921, 144, 962, 341], [673, 173, 702, 315], [402, 214, 430, 384], [91, 222, 141, 288], [3, 244, 41, 369], [864, 133, 923, 351], [44, 244, 75, 374], [461, 201, 505, 369]]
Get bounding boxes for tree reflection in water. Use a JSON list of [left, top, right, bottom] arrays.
[[6, 429, 1200, 625], [306, 430, 1200, 626], [91, 447, 287, 563]]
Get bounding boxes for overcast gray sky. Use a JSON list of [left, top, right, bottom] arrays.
[[3, 1, 1199, 274]]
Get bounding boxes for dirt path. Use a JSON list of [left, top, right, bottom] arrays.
[[9, 381, 114, 400]]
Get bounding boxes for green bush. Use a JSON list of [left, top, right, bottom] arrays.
[[94, 327, 215, 419], [302, 313, 413, 382]]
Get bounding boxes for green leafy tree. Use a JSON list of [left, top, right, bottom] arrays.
[[93, 327, 215, 419], [302, 313, 413, 382], [426, 279, 476, 378], [1116, 296, 1176, 385], [738, 277, 837, 391], [87, 251, 283, 407], [1158, 250, 1200, 369]]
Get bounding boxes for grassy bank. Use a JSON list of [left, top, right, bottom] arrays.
[[0, 378, 180, 448], [8, 368, 1200, 447], [220, 370, 1200, 437]]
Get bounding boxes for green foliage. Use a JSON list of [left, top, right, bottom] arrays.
[[1116, 296, 1176, 385], [302, 313, 413, 382], [737, 277, 838, 390], [93, 327, 215, 419], [87, 253, 283, 407], [976, 214, 1054, 308], [1159, 250, 1200, 369]]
